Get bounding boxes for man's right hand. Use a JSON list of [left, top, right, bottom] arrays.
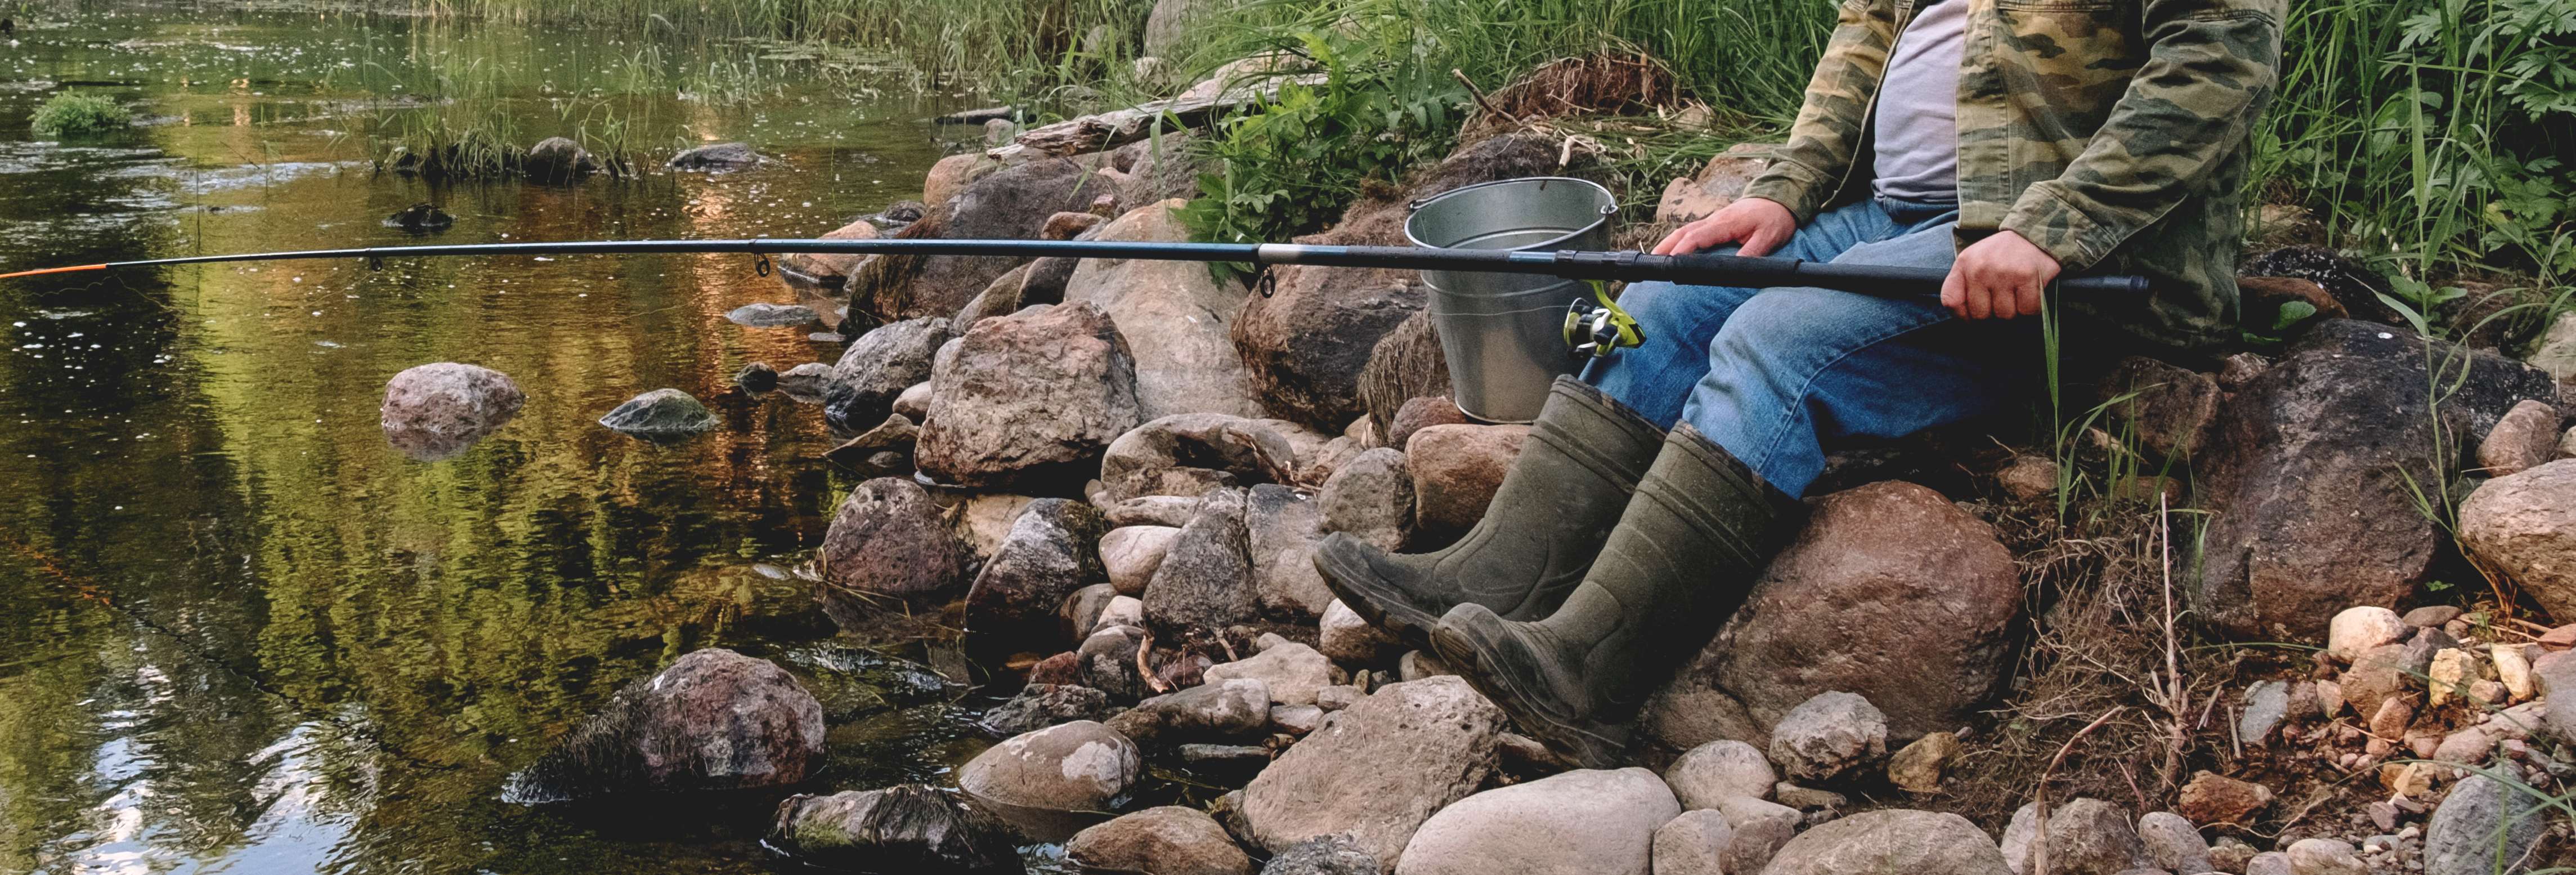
[[1651, 197, 1797, 257]]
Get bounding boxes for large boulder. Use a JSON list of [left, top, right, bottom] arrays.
[[1234, 135, 1589, 429], [825, 317, 953, 430], [2196, 320, 2557, 638], [857, 155, 1120, 321], [504, 649, 823, 802], [1391, 767, 1678, 875], [964, 499, 1110, 658], [380, 361, 524, 460], [1067, 806, 1256, 875], [1647, 480, 2022, 748], [818, 477, 971, 621], [917, 302, 1143, 490], [1099, 413, 1296, 503], [1240, 676, 1508, 870], [1064, 200, 1263, 418], [958, 720, 1143, 812], [1762, 810, 2011, 875], [2458, 459, 2576, 623], [1143, 488, 1260, 635], [769, 784, 1024, 874]]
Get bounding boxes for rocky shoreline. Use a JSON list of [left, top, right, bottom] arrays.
[[368, 41, 2576, 875]]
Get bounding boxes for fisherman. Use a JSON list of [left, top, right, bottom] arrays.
[[1316, 0, 2283, 765]]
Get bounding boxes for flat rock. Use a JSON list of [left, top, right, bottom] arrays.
[[1106, 677, 1272, 745], [768, 784, 1023, 874], [957, 720, 1142, 812], [1664, 739, 1775, 808], [726, 301, 818, 327], [1391, 767, 1678, 875], [1107, 494, 1203, 528], [1099, 413, 1295, 503], [1067, 805, 1255, 875], [667, 141, 761, 170], [1240, 676, 1507, 870], [917, 302, 1142, 489], [1762, 809, 2011, 875], [1204, 641, 1332, 706], [598, 388, 718, 438], [980, 683, 1115, 736]]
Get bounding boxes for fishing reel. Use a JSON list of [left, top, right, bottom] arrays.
[[1563, 281, 1645, 359]]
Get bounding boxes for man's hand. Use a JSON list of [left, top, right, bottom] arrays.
[[1652, 198, 1797, 257], [1941, 230, 2060, 320]]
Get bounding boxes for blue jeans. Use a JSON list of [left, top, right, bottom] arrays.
[[1585, 197, 2038, 497]]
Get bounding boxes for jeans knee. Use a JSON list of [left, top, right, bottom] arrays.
[[1706, 291, 1815, 369]]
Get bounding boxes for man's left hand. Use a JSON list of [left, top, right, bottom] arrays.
[[1941, 230, 2060, 320]]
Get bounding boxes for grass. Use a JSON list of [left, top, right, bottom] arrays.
[[29, 92, 131, 136]]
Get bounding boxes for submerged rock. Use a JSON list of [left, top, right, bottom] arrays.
[[667, 141, 761, 171], [963, 498, 1110, 658], [818, 477, 970, 620], [725, 302, 819, 327], [524, 136, 597, 183], [380, 361, 525, 461], [734, 361, 778, 392], [598, 388, 719, 438], [504, 649, 823, 803], [384, 202, 453, 231], [770, 784, 1025, 874]]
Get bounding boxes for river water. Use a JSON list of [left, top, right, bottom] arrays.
[[0, 6, 1041, 873]]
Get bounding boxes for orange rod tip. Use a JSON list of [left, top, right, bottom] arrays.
[[0, 264, 110, 279]]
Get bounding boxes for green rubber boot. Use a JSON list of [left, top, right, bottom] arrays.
[[1428, 424, 1802, 767], [1312, 377, 1665, 646]]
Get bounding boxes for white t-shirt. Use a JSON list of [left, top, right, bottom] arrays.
[[1871, 0, 1967, 202]]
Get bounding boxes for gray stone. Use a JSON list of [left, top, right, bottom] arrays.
[[2238, 680, 2292, 747], [1101, 525, 1181, 596], [2136, 812, 2212, 875], [776, 361, 831, 397], [597, 388, 718, 437], [1318, 447, 1414, 551], [523, 136, 595, 182], [979, 683, 1114, 736], [1664, 739, 1775, 809], [825, 316, 953, 430], [2477, 399, 2561, 477], [1391, 767, 1677, 875], [1761, 809, 2011, 875], [1767, 691, 1889, 782], [2460, 459, 2576, 623], [963, 498, 1109, 658], [2535, 651, 2576, 743], [2283, 838, 2364, 875], [1319, 599, 1402, 664], [957, 720, 1142, 812], [1650, 809, 1732, 875], [1099, 413, 1296, 503], [725, 301, 816, 327], [1061, 583, 1119, 644], [1205, 642, 1332, 706], [2421, 774, 2546, 875], [1717, 796, 1801, 875], [667, 141, 760, 170], [1248, 484, 1334, 620], [1240, 676, 1507, 870], [380, 361, 524, 461], [768, 784, 1021, 873], [1067, 806, 1256, 875], [1064, 200, 1262, 418], [1143, 488, 1260, 635], [1271, 704, 1324, 735], [2245, 851, 2293, 875], [2046, 798, 2153, 875], [1399, 650, 1454, 682], [1260, 836, 1380, 875], [1078, 625, 1149, 700], [1107, 495, 1203, 528], [1106, 677, 1271, 745]]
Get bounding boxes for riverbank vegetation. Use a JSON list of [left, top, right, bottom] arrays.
[[28, 91, 131, 136]]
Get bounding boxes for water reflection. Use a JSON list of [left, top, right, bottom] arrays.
[[0, 5, 989, 873]]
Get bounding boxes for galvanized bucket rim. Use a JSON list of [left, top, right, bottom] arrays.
[[1403, 176, 1617, 253]]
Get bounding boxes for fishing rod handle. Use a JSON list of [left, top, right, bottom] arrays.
[[1570, 251, 2149, 297]]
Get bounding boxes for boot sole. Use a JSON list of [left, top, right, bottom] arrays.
[[1313, 546, 1443, 648], [1428, 623, 1633, 769]]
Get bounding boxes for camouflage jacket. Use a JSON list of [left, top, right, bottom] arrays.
[[1741, 0, 2284, 353]]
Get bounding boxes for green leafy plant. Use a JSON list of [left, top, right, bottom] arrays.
[[29, 92, 131, 136]]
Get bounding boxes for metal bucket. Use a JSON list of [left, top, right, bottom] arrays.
[[1405, 177, 1616, 423]]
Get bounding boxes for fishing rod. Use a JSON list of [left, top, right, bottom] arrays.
[[0, 236, 2151, 296]]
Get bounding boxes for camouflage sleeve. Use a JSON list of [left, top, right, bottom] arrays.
[[1740, 0, 1899, 223], [1999, 0, 2283, 271]]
